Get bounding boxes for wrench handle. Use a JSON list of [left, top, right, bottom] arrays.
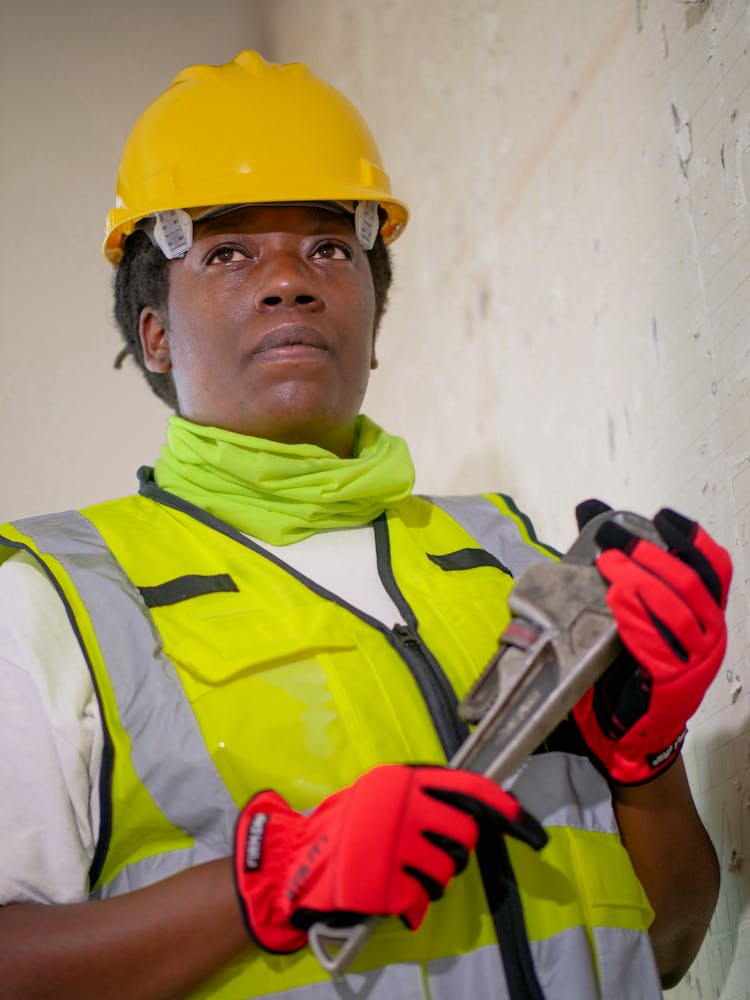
[[307, 916, 378, 976]]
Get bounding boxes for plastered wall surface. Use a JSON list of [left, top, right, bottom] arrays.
[[1, 0, 748, 996], [265, 2, 750, 996]]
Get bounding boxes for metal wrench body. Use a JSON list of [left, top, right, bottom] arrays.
[[308, 510, 664, 975]]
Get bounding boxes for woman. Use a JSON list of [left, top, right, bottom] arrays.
[[0, 51, 729, 1000]]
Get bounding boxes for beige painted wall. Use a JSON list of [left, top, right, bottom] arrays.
[[1, 0, 748, 996], [0, 0, 269, 518]]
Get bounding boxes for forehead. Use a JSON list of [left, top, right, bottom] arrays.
[[193, 204, 356, 239]]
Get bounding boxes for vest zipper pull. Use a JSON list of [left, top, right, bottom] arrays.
[[393, 623, 420, 647]]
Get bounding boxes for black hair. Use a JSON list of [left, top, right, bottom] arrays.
[[112, 227, 393, 409]]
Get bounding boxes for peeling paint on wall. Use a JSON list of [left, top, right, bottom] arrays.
[[683, 0, 711, 31], [672, 102, 694, 176]]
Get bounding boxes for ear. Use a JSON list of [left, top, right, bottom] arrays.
[[139, 307, 172, 373], [370, 332, 379, 371]]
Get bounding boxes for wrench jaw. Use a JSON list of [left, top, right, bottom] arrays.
[[459, 618, 543, 726], [454, 509, 666, 782], [453, 640, 560, 777], [454, 575, 620, 782], [456, 558, 622, 781]]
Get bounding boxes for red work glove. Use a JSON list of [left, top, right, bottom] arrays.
[[572, 502, 732, 784], [234, 763, 547, 953]]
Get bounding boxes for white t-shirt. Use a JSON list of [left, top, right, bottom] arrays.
[[0, 524, 404, 905]]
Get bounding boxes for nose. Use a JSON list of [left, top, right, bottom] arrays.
[[254, 252, 323, 311]]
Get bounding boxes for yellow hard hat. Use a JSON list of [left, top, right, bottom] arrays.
[[104, 51, 408, 264]]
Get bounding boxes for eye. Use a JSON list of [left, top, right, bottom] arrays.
[[204, 244, 251, 265], [312, 241, 353, 261]]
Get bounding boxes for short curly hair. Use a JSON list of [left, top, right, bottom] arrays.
[[113, 227, 394, 410]]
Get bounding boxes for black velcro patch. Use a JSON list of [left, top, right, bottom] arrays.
[[139, 573, 239, 608], [428, 548, 512, 576]]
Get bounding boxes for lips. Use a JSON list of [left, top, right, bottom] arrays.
[[252, 325, 329, 357]]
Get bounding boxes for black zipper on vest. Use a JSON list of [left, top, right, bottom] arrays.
[[373, 515, 469, 758], [388, 622, 468, 757]]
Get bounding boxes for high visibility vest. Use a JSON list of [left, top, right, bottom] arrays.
[[0, 484, 661, 1000]]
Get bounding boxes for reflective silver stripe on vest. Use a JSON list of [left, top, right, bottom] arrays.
[[530, 926, 661, 999], [436, 931, 660, 1000], [594, 926, 662, 999], [434, 933, 659, 1000], [506, 752, 620, 833], [250, 933, 661, 1000], [12, 511, 237, 877], [426, 495, 548, 578], [428, 943, 508, 999], [251, 961, 425, 1000], [250, 945, 507, 1000]]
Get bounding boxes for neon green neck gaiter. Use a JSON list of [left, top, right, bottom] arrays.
[[153, 414, 416, 545]]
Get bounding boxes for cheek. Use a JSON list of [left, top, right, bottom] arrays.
[[348, 302, 377, 378], [163, 319, 216, 408], [349, 270, 377, 345], [166, 292, 225, 369]]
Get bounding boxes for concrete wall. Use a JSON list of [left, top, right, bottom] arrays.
[[1, 0, 748, 996]]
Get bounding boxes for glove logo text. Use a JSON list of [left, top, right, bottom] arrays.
[[647, 729, 686, 772], [245, 812, 269, 871]]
